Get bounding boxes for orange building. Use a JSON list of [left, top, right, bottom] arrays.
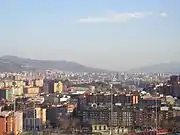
[[0, 111, 18, 135], [0, 116, 6, 135]]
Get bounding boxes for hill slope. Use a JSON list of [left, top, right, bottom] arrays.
[[0, 55, 108, 72]]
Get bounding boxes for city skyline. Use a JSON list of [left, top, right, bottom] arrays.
[[0, 0, 180, 70]]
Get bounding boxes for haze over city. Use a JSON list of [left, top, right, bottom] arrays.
[[0, 0, 180, 70], [1, 1, 180, 135]]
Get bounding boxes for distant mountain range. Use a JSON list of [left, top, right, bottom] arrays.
[[129, 62, 180, 73], [0, 55, 179, 73], [0, 55, 108, 72]]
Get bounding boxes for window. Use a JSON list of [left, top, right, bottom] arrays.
[[30, 119, 33, 126], [94, 126, 97, 130], [104, 126, 106, 130], [25, 119, 29, 125], [99, 125, 101, 130]]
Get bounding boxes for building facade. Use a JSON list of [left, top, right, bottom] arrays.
[[0, 111, 18, 135], [24, 107, 46, 131]]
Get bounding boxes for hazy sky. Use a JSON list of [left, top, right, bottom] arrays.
[[0, 0, 180, 70]]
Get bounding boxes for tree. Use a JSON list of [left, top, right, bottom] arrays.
[[59, 118, 71, 130], [161, 118, 177, 132], [71, 118, 81, 129]]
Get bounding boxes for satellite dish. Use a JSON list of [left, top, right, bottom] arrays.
[[91, 103, 97, 108]]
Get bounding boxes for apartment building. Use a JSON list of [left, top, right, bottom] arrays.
[[92, 124, 128, 135], [24, 107, 46, 131], [14, 86, 23, 96], [0, 88, 13, 100], [15, 111, 23, 134], [23, 87, 40, 94], [43, 79, 63, 93], [34, 79, 44, 87], [86, 93, 139, 106], [0, 111, 18, 135], [82, 105, 134, 131]]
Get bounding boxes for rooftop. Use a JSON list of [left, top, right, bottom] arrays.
[[0, 111, 12, 117]]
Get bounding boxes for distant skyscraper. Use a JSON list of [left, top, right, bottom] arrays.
[[115, 72, 119, 80], [170, 75, 179, 84]]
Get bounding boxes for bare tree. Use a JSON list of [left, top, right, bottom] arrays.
[[59, 118, 71, 130], [71, 118, 81, 133], [71, 118, 81, 128]]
